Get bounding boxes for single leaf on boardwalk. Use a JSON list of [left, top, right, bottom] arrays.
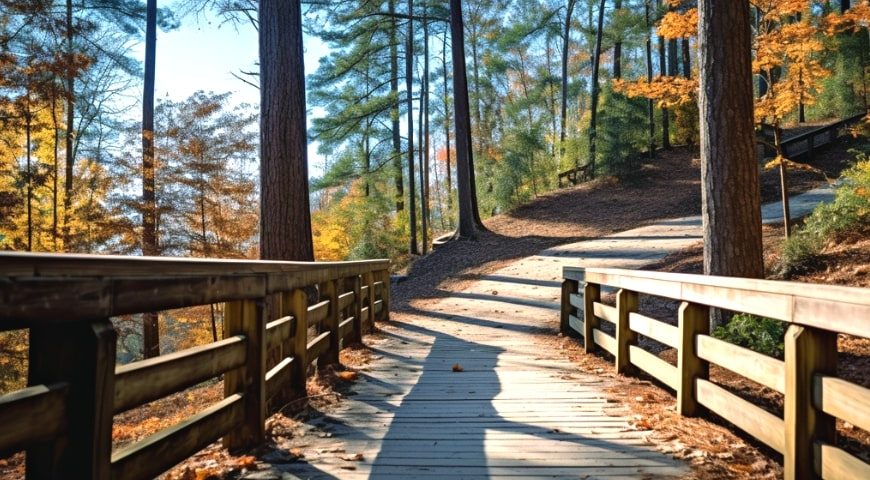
[[235, 456, 257, 470], [452, 363, 464, 372]]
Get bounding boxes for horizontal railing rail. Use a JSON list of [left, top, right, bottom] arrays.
[[0, 252, 391, 480], [760, 112, 866, 159], [561, 266, 870, 480], [557, 163, 592, 187]]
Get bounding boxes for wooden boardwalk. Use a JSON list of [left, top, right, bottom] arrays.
[[277, 247, 696, 478], [281, 311, 688, 479]]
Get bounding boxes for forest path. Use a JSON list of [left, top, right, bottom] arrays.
[[273, 185, 833, 479]]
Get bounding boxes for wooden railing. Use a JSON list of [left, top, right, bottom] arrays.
[[0, 253, 391, 480], [760, 112, 866, 159], [557, 163, 592, 187], [561, 267, 870, 480]]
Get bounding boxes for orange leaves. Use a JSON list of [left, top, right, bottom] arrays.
[[235, 456, 258, 470], [658, 9, 698, 40], [752, 2, 836, 124], [337, 371, 358, 382], [753, 0, 811, 21], [823, 1, 870, 34], [763, 156, 827, 179], [612, 76, 698, 109]]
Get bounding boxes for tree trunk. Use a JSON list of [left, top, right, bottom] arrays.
[[142, 0, 160, 359], [390, 0, 404, 211], [51, 91, 59, 250], [422, 4, 431, 253], [561, 0, 576, 164], [658, 34, 670, 149], [25, 106, 32, 252], [698, 0, 764, 327], [442, 32, 453, 225], [450, 0, 485, 239], [774, 126, 792, 237], [258, 0, 314, 261], [142, 0, 157, 258], [645, 0, 655, 159], [842, 0, 850, 13], [407, 0, 419, 255], [681, 38, 691, 78], [613, 0, 623, 79], [588, 0, 606, 177], [62, 0, 75, 246], [418, 30, 428, 255]]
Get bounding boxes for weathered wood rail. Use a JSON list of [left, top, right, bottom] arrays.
[[561, 266, 870, 480], [760, 112, 866, 159], [0, 253, 390, 479]]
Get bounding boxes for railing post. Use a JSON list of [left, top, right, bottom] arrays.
[[352, 275, 363, 344], [380, 269, 391, 322], [560, 279, 580, 338], [615, 289, 638, 374], [26, 320, 116, 480], [222, 300, 266, 451], [286, 289, 309, 395], [362, 271, 374, 332], [583, 282, 600, 353], [322, 280, 340, 365], [677, 301, 709, 416], [784, 325, 837, 480]]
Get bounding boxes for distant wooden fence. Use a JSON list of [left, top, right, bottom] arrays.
[[557, 163, 592, 188], [0, 253, 391, 480], [562, 267, 870, 480]]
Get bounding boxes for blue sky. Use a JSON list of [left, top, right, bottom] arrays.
[[150, 12, 330, 175]]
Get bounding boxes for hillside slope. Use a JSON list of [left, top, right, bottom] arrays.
[[395, 138, 860, 310]]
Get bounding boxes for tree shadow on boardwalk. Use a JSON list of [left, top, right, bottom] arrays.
[[280, 312, 687, 479]]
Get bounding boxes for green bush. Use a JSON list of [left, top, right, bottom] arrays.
[[712, 313, 786, 359], [777, 149, 870, 277]]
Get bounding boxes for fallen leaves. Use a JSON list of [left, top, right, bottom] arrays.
[[337, 371, 358, 382], [235, 456, 257, 470], [452, 363, 464, 372]]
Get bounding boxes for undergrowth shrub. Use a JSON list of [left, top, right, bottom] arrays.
[[777, 149, 870, 277], [712, 313, 786, 359]]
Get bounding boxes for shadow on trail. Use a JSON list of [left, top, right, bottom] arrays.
[[278, 311, 687, 478], [366, 319, 684, 477]]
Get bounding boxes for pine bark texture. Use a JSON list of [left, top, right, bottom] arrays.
[[698, 0, 764, 280], [259, 0, 314, 261]]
